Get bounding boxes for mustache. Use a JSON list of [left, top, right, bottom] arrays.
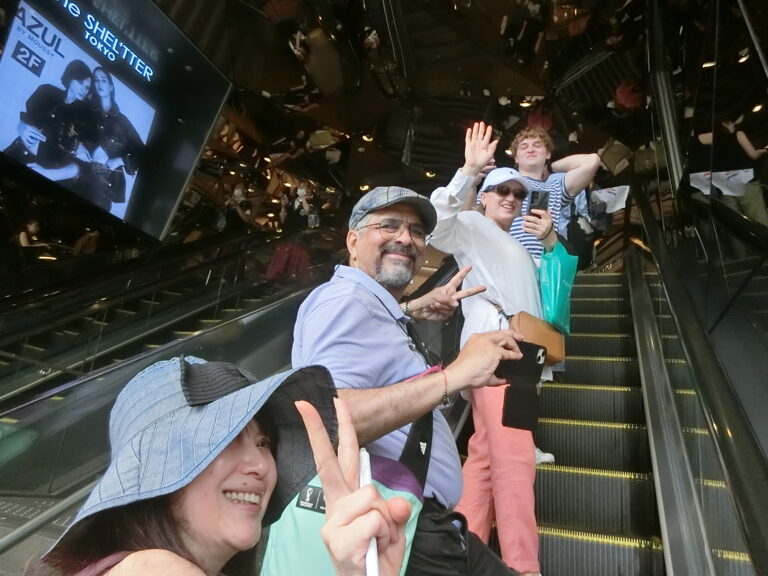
[[380, 242, 417, 259]]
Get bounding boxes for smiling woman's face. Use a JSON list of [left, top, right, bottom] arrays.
[[175, 419, 277, 570], [482, 180, 526, 229]]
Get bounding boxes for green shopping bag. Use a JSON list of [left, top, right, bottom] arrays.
[[539, 242, 578, 334]]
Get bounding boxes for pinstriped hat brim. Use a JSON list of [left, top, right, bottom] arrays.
[[46, 357, 337, 556]]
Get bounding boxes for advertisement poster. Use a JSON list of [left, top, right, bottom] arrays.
[[0, 0, 156, 220]]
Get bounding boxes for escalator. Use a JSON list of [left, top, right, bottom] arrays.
[[0, 227, 346, 404], [1, 198, 766, 575]]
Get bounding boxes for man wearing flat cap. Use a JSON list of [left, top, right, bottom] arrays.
[[264, 185, 525, 575]]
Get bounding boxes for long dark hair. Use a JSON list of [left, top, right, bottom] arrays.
[[89, 67, 116, 113]]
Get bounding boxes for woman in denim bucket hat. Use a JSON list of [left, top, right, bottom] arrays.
[[30, 356, 412, 576]]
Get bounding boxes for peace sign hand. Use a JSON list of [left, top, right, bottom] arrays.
[[296, 398, 411, 576], [406, 265, 486, 322]]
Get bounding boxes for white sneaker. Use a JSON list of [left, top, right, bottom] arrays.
[[535, 447, 555, 464]]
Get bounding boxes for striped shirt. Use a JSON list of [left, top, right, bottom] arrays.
[[509, 172, 572, 261]]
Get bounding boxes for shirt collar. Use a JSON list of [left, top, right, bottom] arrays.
[[333, 265, 407, 322]]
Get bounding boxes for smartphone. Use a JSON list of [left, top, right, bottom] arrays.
[[494, 341, 547, 386], [527, 190, 550, 216], [501, 382, 540, 431]]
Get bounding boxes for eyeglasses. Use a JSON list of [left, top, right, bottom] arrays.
[[491, 184, 528, 200], [357, 218, 428, 243]]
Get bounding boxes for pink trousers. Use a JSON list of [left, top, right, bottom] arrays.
[[455, 385, 539, 574]]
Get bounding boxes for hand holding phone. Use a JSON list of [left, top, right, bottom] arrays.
[[494, 341, 547, 386], [527, 190, 550, 217]]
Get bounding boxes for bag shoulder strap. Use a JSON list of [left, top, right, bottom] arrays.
[[399, 411, 433, 488], [399, 323, 435, 488]]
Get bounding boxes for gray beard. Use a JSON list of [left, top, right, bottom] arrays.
[[375, 259, 413, 290]]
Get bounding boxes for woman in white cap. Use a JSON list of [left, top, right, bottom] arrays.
[[29, 356, 409, 576], [429, 122, 555, 575]]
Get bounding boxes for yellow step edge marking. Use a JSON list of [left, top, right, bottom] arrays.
[[572, 313, 629, 318], [572, 297, 627, 302], [50, 396, 64, 401], [538, 526, 662, 549], [665, 358, 687, 365], [539, 418, 645, 430], [569, 333, 631, 338], [567, 356, 636, 362], [537, 464, 651, 480], [682, 426, 709, 435], [0, 417, 18, 424], [713, 549, 752, 562], [542, 383, 636, 392], [675, 388, 696, 396], [697, 478, 727, 489]]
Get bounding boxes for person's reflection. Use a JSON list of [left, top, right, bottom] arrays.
[[691, 114, 768, 226]]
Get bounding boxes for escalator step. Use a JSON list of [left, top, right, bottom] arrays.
[[571, 298, 630, 315], [571, 283, 628, 299], [537, 418, 650, 472], [684, 427, 725, 482], [571, 314, 632, 334], [538, 526, 664, 576], [665, 358, 693, 389], [674, 388, 708, 429], [698, 479, 752, 553], [562, 357, 640, 387], [540, 383, 644, 424], [536, 465, 657, 536], [573, 273, 624, 286], [566, 334, 635, 357], [712, 550, 755, 576]]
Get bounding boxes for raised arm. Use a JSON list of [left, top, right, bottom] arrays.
[[736, 131, 768, 161], [550, 152, 600, 197], [430, 122, 498, 247]]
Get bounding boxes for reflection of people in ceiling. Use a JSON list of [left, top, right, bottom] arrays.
[[691, 115, 768, 226]]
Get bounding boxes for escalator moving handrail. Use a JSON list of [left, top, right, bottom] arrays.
[[625, 247, 715, 575], [710, 197, 768, 253], [636, 188, 768, 575]]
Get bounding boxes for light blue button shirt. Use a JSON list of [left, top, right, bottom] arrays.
[[292, 265, 463, 508]]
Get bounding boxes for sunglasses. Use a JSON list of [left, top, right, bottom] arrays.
[[491, 184, 528, 200]]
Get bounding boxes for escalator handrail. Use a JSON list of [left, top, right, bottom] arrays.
[[636, 188, 768, 575], [709, 196, 768, 253], [625, 247, 716, 575]]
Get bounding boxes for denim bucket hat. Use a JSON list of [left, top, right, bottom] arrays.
[[47, 356, 337, 554], [348, 186, 437, 233], [479, 167, 532, 193]]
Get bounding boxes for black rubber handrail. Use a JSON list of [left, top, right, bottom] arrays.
[[625, 246, 716, 575], [636, 188, 768, 575]]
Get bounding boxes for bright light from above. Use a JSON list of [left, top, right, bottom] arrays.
[[362, 134, 374, 142], [360, 184, 370, 191], [753, 104, 763, 113], [702, 61, 716, 68], [425, 171, 436, 178]]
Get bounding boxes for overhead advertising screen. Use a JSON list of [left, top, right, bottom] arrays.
[[0, 0, 231, 239]]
